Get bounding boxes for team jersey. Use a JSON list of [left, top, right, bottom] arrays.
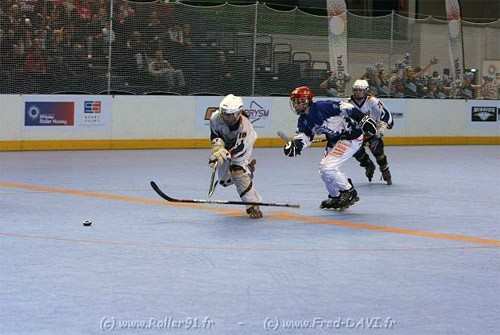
[[210, 110, 257, 159], [348, 95, 393, 129], [294, 100, 363, 148]]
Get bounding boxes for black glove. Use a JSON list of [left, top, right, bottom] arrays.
[[283, 139, 304, 157], [360, 115, 377, 137]]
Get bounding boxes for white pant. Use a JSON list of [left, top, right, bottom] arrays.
[[319, 136, 363, 197], [217, 130, 261, 203]]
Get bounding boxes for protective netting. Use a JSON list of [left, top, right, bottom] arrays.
[[0, 1, 498, 98]]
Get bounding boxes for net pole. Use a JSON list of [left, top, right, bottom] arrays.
[[106, 0, 115, 95], [251, 3, 258, 96]]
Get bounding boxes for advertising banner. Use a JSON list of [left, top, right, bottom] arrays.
[[25, 101, 74, 126], [196, 96, 272, 129], [326, 0, 348, 78], [467, 100, 499, 124], [23, 95, 111, 129], [445, 0, 465, 80]]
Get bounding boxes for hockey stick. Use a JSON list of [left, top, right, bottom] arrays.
[[277, 130, 293, 143], [277, 131, 326, 144], [208, 161, 218, 198], [150, 181, 300, 208]]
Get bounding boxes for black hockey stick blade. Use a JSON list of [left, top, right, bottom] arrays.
[[151, 181, 300, 208]]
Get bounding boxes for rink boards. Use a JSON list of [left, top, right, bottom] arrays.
[[0, 95, 498, 151]]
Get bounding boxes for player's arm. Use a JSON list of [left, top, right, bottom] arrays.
[[372, 98, 393, 131], [209, 122, 229, 168], [348, 107, 377, 137], [283, 120, 313, 157]]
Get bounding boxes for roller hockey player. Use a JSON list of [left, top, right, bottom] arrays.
[[209, 94, 263, 218], [348, 79, 394, 185], [284, 86, 377, 211]]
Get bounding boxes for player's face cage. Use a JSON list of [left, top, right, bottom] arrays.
[[221, 109, 241, 126], [290, 97, 310, 114], [352, 88, 367, 99]]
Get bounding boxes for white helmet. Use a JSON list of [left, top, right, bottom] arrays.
[[352, 79, 369, 90], [219, 94, 244, 115]]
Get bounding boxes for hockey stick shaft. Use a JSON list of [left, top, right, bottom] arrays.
[[208, 161, 218, 198], [277, 131, 326, 144], [151, 181, 300, 208]]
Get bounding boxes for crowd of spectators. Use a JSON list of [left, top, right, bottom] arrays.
[[0, 0, 194, 93], [320, 53, 498, 100], [0, 1, 497, 98]]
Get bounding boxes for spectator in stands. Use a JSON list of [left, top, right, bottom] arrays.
[[374, 63, 390, 96], [480, 75, 498, 100], [401, 66, 420, 97], [455, 71, 479, 99], [23, 37, 47, 92], [147, 49, 185, 90], [126, 30, 147, 72], [0, 29, 18, 72], [441, 68, 453, 87], [423, 78, 448, 99], [320, 69, 350, 97], [67, 41, 90, 77], [212, 50, 234, 94], [47, 3, 68, 31], [167, 23, 183, 46], [166, 23, 184, 67], [388, 69, 405, 98], [23, 37, 47, 73], [75, 0, 93, 22], [145, 10, 164, 53], [182, 23, 192, 48], [361, 64, 390, 97], [47, 29, 71, 86], [117, 0, 135, 25]]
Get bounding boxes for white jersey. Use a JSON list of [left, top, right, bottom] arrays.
[[209, 110, 261, 205], [348, 95, 393, 128], [209, 110, 257, 164]]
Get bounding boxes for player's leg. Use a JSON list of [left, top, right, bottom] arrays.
[[353, 141, 376, 182], [229, 164, 263, 218], [319, 139, 362, 209], [368, 136, 392, 185], [230, 131, 262, 218], [217, 159, 233, 187]]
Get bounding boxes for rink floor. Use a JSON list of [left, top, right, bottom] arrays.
[[1, 146, 499, 335]]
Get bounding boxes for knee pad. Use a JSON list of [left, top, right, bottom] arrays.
[[354, 148, 372, 167], [230, 165, 253, 198], [229, 164, 245, 174], [353, 146, 367, 160], [369, 137, 385, 156], [375, 154, 388, 170]]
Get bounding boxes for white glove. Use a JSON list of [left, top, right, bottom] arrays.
[[209, 138, 230, 168], [377, 121, 389, 135]]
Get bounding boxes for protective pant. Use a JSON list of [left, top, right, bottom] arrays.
[[218, 161, 261, 203], [354, 135, 388, 170], [319, 136, 362, 197]]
